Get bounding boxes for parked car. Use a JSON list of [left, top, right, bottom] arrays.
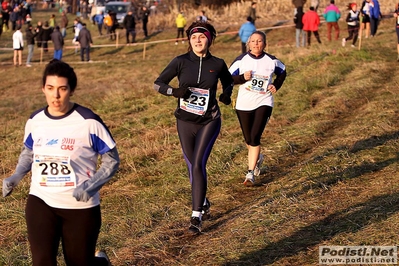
[[105, 1, 132, 26]]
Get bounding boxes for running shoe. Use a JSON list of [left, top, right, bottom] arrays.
[[188, 217, 202, 234], [95, 250, 111, 266], [243, 171, 255, 186], [254, 154, 264, 177], [202, 198, 211, 221]]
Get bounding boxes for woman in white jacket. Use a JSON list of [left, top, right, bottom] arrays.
[[12, 25, 24, 66]]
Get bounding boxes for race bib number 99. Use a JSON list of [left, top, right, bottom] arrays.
[[33, 154, 77, 187], [245, 74, 270, 94], [180, 87, 210, 116]]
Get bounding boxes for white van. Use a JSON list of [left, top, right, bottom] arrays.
[[105, 1, 132, 26]]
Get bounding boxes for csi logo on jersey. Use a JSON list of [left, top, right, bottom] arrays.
[[61, 138, 75, 151]]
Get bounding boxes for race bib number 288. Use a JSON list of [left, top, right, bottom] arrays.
[[33, 154, 77, 187]]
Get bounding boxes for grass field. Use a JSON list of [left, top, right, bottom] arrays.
[[0, 2, 399, 266]]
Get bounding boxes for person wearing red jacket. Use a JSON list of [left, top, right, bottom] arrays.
[[302, 6, 322, 46]]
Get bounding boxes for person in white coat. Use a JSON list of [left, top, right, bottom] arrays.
[[12, 25, 24, 66]]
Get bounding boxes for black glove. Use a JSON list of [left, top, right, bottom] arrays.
[[219, 93, 231, 105], [173, 87, 192, 99]]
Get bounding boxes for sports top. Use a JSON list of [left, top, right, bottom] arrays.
[[24, 104, 116, 209], [229, 51, 286, 111]]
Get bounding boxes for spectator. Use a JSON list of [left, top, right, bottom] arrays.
[[41, 21, 52, 53], [394, 3, 399, 61], [35, 21, 43, 48], [94, 11, 104, 36], [0, 13, 3, 39], [12, 25, 23, 66], [141, 6, 149, 38], [10, 6, 18, 31], [303, 6, 322, 45], [49, 14, 55, 30], [247, 2, 258, 25], [238, 16, 256, 54], [77, 23, 93, 62], [342, 3, 360, 48], [51, 26, 64, 60], [72, 18, 82, 54], [196, 10, 207, 22], [294, 6, 306, 48], [25, 24, 38, 67], [1, 1, 11, 32], [367, 0, 380, 37], [60, 11, 68, 38], [104, 11, 113, 40], [323, 0, 341, 41], [311, 0, 319, 13], [109, 10, 118, 40], [360, 0, 371, 39], [175, 11, 186, 45], [123, 10, 136, 44]]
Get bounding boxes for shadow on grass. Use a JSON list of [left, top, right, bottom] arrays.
[[223, 191, 399, 265], [98, 46, 124, 56]]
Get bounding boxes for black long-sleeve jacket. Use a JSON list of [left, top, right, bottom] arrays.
[[154, 51, 234, 124]]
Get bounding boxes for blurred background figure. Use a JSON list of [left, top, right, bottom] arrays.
[[238, 16, 256, 54]]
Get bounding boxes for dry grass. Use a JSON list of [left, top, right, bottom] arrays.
[[0, 3, 399, 266]]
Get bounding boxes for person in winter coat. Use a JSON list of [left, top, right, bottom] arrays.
[[323, 0, 341, 41], [366, 0, 380, 37], [175, 11, 186, 44], [12, 25, 23, 66], [303, 6, 322, 45], [294, 6, 305, 47], [25, 24, 38, 66], [123, 10, 136, 43], [141, 6, 149, 38], [238, 16, 256, 53], [10, 6, 18, 31], [41, 21, 52, 52], [51, 26, 64, 60], [342, 3, 360, 47], [60, 11, 68, 38], [94, 11, 104, 36], [35, 21, 43, 48], [77, 23, 93, 61]]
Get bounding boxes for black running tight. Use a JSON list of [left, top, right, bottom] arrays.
[[25, 195, 109, 266], [236, 105, 273, 146], [177, 118, 221, 212]]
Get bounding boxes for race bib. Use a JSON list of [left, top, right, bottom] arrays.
[[245, 74, 270, 94], [32, 154, 77, 187], [179, 87, 210, 116]]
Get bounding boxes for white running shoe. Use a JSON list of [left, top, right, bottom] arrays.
[[342, 38, 346, 47], [95, 250, 111, 266], [243, 171, 255, 186], [254, 154, 264, 177]]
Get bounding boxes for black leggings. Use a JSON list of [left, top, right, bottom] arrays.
[[25, 195, 108, 266], [177, 118, 221, 212], [236, 106, 273, 146]]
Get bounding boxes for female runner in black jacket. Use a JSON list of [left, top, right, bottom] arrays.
[[154, 21, 233, 234]]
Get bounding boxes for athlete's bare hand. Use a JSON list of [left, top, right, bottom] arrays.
[[267, 84, 277, 94], [244, 71, 252, 81]]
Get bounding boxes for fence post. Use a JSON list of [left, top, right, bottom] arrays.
[[116, 31, 119, 48], [143, 42, 146, 60], [40, 46, 43, 64]]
